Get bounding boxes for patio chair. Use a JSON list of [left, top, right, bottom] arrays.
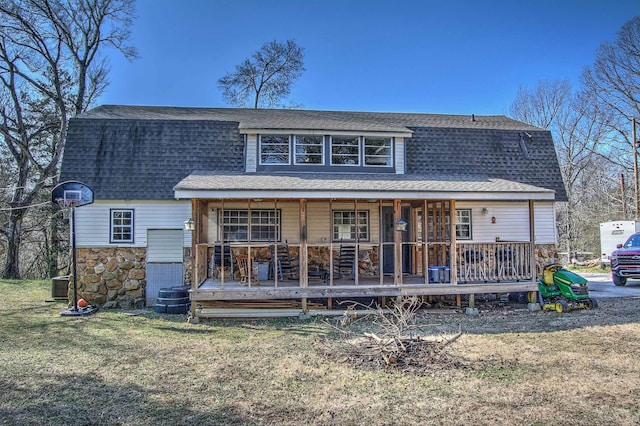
[[270, 244, 299, 280], [212, 245, 233, 279], [334, 245, 356, 279], [236, 254, 259, 285]]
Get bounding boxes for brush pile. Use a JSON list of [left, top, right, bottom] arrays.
[[320, 297, 466, 373]]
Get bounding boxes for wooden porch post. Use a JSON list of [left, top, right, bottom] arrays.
[[379, 200, 384, 286], [329, 199, 334, 287], [393, 199, 402, 285], [450, 199, 458, 285], [354, 199, 359, 285], [299, 199, 308, 288], [529, 200, 536, 280], [220, 199, 225, 289], [423, 199, 428, 285]]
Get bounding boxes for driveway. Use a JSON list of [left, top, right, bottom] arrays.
[[581, 272, 640, 298]]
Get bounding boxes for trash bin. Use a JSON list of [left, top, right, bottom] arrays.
[[256, 262, 270, 281], [51, 275, 69, 300], [428, 266, 451, 283]]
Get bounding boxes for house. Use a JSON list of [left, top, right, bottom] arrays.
[[60, 105, 567, 318]]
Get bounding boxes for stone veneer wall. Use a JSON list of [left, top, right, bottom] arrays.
[[71, 247, 191, 309], [535, 243, 559, 272]]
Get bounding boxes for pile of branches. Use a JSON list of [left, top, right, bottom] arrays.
[[320, 297, 466, 373]]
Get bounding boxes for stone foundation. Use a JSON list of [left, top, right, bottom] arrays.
[[70, 247, 193, 309], [534, 243, 559, 272], [71, 247, 147, 309]]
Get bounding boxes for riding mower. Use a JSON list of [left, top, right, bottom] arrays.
[[533, 263, 598, 313]]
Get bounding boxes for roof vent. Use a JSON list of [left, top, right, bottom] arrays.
[[519, 132, 531, 159], [471, 114, 475, 122]]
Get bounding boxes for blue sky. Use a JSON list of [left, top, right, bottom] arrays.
[[97, 0, 639, 115]]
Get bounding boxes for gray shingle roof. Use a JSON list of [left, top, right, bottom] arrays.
[[77, 105, 543, 132], [61, 105, 567, 201]]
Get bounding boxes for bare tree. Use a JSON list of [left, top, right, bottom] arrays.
[[0, 0, 137, 278], [218, 39, 305, 109], [509, 80, 612, 259], [581, 16, 640, 173], [509, 80, 572, 130]]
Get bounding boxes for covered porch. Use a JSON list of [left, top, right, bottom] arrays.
[[175, 172, 554, 318], [184, 198, 541, 317]]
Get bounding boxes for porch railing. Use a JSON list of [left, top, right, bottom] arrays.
[[455, 242, 533, 283], [193, 241, 534, 288]]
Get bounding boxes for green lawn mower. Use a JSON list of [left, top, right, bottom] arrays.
[[534, 264, 598, 313]]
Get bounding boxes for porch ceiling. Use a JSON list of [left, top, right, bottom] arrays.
[[173, 171, 555, 201]]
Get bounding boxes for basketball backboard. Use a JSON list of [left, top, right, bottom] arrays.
[[52, 181, 94, 208]]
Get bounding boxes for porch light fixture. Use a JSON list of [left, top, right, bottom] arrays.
[[396, 219, 408, 232], [482, 207, 489, 215], [184, 217, 195, 231]]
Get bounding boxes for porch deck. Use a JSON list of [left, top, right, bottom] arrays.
[[191, 275, 537, 302]]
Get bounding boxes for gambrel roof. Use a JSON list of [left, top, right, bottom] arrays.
[[60, 105, 567, 201]]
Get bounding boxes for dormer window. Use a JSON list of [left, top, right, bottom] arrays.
[[364, 137, 392, 166], [260, 134, 290, 164], [294, 135, 324, 165], [331, 136, 360, 166], [255, 132, 398, 172]]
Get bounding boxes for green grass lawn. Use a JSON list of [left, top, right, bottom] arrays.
[[1, 279, 639, 425]]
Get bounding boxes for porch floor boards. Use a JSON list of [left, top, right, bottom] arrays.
[[191, 275, 537, 301]]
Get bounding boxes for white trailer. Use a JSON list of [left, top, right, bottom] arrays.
[[600, 221, 640, 266]]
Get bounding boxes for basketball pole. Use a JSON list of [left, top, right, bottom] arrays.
[[70, 204, 79, 312]]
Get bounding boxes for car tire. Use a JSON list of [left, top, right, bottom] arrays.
[[612, 274, 627, 287]]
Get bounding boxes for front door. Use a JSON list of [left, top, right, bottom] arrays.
[[382, 206, 411, 275]]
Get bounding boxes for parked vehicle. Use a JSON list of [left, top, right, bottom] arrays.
[[600, 221, 640, 268], [610, 232, 640, 286], [536, 264, 597, 312]]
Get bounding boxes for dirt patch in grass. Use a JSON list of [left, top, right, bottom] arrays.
[[1, 280, 640, 425]]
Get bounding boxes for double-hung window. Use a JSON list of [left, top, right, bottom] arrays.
[[364, 137, 392, 166], [220, 209, 281, 242], [294, 135, 324, 165], [333, 210, 369, 241], [260, 135, 290, 164], [110, 209, 134, 243], [331, 136, 360, 165], [455, 209, 472, 240]]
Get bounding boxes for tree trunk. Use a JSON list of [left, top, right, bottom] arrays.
[[2, 210, 23, 279]]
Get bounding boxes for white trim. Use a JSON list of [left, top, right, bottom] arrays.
[[174, 189, 556, 201], [242, 128, 413, 138], [395, 137, 405, 174], [293, 134, 325, 166], [258, 134, 291, 165], [330, 135, 361, 166]]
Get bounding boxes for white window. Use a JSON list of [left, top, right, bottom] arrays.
[[332, 210, 369, 241], [331, 136, 360, 165], [364, 137, 392, 166], [294, 135, 324, 165], [260, 135, 290, 164], [220, 209, 281, 242], [110, 209, 134, 243], [456, 209, 472, 240]]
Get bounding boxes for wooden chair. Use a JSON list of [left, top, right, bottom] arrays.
[[334, 245, 356, 279], [236, 254, 259, 285], [212, 245, 233, 279], [270, 244, 299, 280]]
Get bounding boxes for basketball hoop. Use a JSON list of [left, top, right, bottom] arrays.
[[56, 197, 80, 209], [55, 189, 82, 210], [51, 181, 96, 317]]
